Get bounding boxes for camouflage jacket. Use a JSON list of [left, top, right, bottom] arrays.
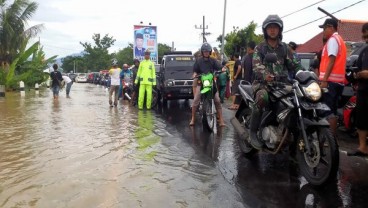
[[252, 41, 301, 83]]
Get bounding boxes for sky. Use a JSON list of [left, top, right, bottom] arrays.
[[27, 0, 367, 59]]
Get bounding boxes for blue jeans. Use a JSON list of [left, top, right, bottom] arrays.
[[52, 85, 60, 96], [65, 82, 73, 96]]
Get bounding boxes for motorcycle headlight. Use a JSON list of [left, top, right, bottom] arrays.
[[203, 80, 211, 87], [303, 82, 322, 101]]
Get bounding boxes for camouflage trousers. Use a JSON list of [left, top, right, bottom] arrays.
[[254, 88, 269, 111]]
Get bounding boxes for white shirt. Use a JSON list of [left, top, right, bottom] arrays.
[[109, 67, 122, 86], [326, 32, 339, 57], [62, 75, 72, 83]]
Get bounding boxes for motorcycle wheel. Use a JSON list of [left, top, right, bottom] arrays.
[[202, 98, 214, 132], [236, 108, 257, 156], [151, 89, 158, 108], [296, 127, 339, 186]]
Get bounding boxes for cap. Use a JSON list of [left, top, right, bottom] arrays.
[[144, 50, 151, 55], [136, 33, 143, 39], [288, 41, 297, 50], [319, 18, 338, 29]]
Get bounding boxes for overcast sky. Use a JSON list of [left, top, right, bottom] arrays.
[[28, 0, 367, 58]]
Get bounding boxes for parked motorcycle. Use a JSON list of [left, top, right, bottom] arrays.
[[123, 80, 158, 108], [230, 53, 339, 186], [341, 65, 358, 135]]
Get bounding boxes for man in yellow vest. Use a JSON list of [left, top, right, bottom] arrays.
[[135, 50, 156, 110], [318, 18, 347, 138]]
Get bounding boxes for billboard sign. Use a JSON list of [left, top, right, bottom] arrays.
[[133, 25, 158, 63]]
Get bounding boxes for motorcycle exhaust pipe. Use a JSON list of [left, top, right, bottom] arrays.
[[230, 117, 249, 139], [125, 93, 131, 100]]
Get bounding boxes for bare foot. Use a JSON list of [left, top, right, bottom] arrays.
[[189, 120, 195, 126], [219, 121, 226, 127]]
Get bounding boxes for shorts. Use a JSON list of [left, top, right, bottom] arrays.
[[231, 79, 241, 96], [355, 90, 368, 130], [321, 82, 344, 118], [52, 85, 60, 95]]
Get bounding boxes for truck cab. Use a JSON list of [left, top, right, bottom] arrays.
[[157, 51, 195, 103]]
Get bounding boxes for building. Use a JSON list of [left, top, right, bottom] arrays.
[[297, 19, 367, 54]]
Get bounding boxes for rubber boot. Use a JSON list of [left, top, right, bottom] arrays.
[[249, 106, 263, 150]]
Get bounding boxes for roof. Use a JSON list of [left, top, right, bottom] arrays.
[[296, 19, 367, 53]]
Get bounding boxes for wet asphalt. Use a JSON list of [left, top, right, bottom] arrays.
[[0, 83, 367, 208]]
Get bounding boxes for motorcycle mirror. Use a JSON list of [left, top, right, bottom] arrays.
[[264, 53, 277, 64]]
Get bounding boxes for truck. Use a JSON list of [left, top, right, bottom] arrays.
[[156, 51, 195, 104]]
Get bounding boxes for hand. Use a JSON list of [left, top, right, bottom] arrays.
[[319, 80, 328, 88], [265, 74, 274, 82]]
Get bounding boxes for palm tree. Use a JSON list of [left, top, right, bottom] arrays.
[[0, 0, 43, 67]]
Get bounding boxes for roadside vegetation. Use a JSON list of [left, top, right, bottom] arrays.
[[1, 0, 262, 90]]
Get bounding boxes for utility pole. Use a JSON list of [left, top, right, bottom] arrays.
[[221, 0, 227, 61], [195, 16, 211, 43]]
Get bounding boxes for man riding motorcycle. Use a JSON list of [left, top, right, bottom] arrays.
[[250, 14, 301, 149]]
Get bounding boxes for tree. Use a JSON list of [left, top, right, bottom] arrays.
[[80, 33, 116, 71], [157, 43, 171, 64], [217, 21, 263, 58], [0, 0, 43, 67]]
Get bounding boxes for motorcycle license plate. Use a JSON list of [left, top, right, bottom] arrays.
[[300, 101, 330, 111]]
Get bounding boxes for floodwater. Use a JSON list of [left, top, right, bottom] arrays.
[[1, 83, 368, 208]]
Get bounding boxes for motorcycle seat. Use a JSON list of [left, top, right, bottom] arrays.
[[240, 83, 254, 98]]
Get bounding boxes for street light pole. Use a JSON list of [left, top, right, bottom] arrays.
[[221, 0, 227, 61]]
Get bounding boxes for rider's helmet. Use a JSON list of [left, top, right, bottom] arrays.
[[133, 58, 140, 64], [262, 14, 283, 40], [111, 58, 118, 66], [201, 42, 212, 56]]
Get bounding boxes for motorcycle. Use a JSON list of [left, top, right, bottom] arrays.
[[230, 53, 339, 186], [123, 80, 158, 108], [342, 66, 358, 134], [195, 71, 221, 133]]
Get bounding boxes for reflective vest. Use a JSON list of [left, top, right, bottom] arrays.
[[319, 33, 347, 84], [135, 59, 156, 85]]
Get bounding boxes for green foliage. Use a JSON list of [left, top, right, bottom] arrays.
[[115, 44, 133, 66], [1, 39, 56, 89], [0, 0, 43, 65], [217, 21, 263, 57], [80, 33, 116, 71], [157, 43, 171, 64]]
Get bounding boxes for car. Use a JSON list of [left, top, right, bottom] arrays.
[[156, 51, 195, 103], [75, 73, 87, 83]]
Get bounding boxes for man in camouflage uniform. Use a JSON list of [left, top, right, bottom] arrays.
[[249, 14, 301, 149]]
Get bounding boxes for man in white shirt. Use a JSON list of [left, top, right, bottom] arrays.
[[62, 75, 73, 98], [109, 59, 122, 107]]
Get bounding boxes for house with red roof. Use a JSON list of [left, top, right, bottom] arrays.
[[296, 19, 367, 53]]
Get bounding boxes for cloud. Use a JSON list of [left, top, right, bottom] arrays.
[[28, 0, 367, 59]]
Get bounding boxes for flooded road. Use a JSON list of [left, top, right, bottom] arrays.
[[1, 83, 368, 208]]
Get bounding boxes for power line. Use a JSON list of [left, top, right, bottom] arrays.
[[284, 0, 366, 33], [256, 0, 326, 28], [281, 0, 327, 18]]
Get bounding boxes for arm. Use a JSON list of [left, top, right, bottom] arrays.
[[356, 70, 368, 79], [152, 62, 156, 86], [135, 65, 141, 84], [234, 62, 242, 79], [319, 55, 336, 88], [252, 45, 267, 81]]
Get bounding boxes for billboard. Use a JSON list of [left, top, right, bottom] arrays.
[[133, 25, 158, 63]]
